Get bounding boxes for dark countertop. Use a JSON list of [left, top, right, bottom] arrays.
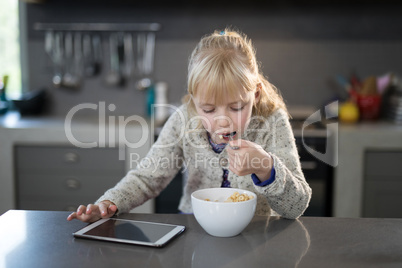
[[1, 210, 402, 268]]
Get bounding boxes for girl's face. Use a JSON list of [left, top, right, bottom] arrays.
[[192, 84, 260, 144]]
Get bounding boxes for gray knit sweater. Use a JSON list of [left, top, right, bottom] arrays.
[[96, 104, 311, 219]]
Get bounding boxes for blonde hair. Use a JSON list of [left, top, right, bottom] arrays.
[[183, 28, 288, 118]]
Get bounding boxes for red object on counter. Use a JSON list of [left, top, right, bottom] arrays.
[[350, 90, 381, 120], [350, 74, 363, 92]]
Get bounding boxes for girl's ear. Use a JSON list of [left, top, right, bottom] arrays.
[[254, 83, 262, 104]]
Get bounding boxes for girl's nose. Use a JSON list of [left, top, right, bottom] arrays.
[[214, 115, 231, 128]]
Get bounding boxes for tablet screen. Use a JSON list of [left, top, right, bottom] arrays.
[[83, 219, 178, 243], [74, 218, 186, 247]]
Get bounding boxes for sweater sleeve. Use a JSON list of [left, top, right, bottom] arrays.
[[253, 109, 312, 219], [95, 106, 186, 213]]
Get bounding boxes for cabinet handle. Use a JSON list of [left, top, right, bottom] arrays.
[[64, 152, 79, 163], [301, 161, 317, 170], [65, 178, 81, 190]]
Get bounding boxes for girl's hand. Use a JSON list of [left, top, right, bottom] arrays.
[[66, 201, 117, 223], [227, 139, 273, 182]]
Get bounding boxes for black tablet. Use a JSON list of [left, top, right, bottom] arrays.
[[73, 218, 186, 247]]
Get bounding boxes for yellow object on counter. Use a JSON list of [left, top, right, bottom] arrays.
[[339, 101, 360, 123]]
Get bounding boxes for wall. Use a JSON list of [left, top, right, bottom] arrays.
[[23, 1, 402, 117]]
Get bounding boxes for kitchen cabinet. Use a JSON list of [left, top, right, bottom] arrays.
[[0, 112, 153, 214], [15, 145, 126, 211], [334, 122, 402, 217], [363, 150, 402, 218]]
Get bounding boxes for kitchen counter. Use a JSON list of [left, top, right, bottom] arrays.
[[1, 210, 402, 268], [334, 121, 402, 217]]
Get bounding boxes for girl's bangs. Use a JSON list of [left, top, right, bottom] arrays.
[[192, 55, 252, 105]]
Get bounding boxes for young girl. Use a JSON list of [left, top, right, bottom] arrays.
[[67, 29, 311, 223]]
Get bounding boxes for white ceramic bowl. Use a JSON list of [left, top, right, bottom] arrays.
[[191, 188, 257, 237]]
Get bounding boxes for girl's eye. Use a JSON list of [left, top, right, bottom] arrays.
[[231, 106, 244, 111], [203, 109, 215, 114]]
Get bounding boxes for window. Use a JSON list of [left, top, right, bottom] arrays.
[[0, 0, 21, 98]]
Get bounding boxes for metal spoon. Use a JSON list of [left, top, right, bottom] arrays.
[[219, 131, 239, 150], [229, 134, 240, 150]]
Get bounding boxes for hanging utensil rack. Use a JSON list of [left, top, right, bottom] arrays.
[[34, 22, 160, 89], [34, 22, 161, 32]]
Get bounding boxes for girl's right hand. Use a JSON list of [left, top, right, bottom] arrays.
[[66, 201, 118, 223]]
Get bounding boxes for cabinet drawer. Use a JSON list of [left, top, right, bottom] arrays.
[[17, 173, 121, 200], [365, 151, 402, 177], [18, 197, 103, 211], [15, 146, 124, 171], [363, 181, 402, 218]]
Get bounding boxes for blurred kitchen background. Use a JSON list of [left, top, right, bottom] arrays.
[[1, 0, 402, 218]]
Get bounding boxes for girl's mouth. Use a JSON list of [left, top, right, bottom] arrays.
[[218, 131, 237, 141]]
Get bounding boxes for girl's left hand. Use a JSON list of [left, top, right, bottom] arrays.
[[227, 139, 273, 182]]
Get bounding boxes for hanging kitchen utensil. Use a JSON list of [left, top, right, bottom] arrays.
[[144, 32, 155, 76], [105, 33, 123, 87], [83, 34, 95, 77], [92, 34, 102, 76], [45, 31, 64, 88], [117, 33, 126, 87], [72, 32, 83, 87], [123, 33, 134, 80], [44, 30, 53, 61], [45, 31, 56, 82], [62, 32, 78, 88], [136, 33, 146, 77], [136, 32, 155, 90]]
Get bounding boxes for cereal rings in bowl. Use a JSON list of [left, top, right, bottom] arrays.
[[191, 188, 257, 237]]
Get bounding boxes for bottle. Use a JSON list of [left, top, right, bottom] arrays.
[[146, 84, 155, 118], [0, 75, 8, 101], [0, 75, 9, 115], [154, 82, 168, 124]]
